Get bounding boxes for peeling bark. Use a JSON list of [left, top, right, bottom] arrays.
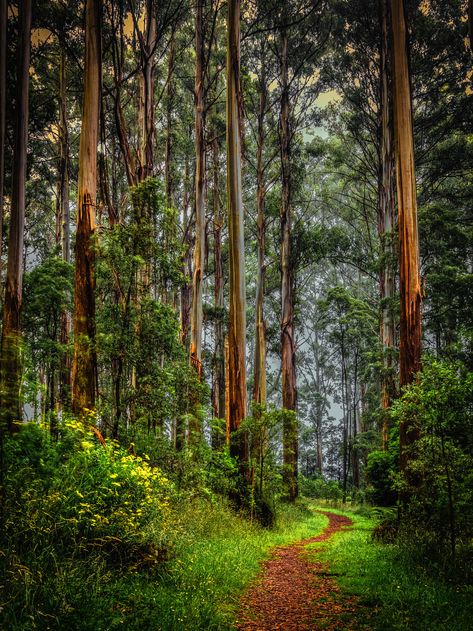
[[391, 0, 422, 467], [71, 0, 101, 416]]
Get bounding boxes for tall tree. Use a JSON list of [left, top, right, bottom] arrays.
[[71, 0, 101, 415], [378, 0, 396, 446], [137, 0, 157, 181], [57, 49, 71, 413], [227, 0, 247, 462], [252, 45, 268, 408], [190, 0, 205, 381], [211, 134, 226, 423], [0, 0, 32, 431], [390, 0, 422, 464], [279, 21, 298, 499]]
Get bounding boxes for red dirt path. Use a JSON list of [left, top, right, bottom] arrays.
[[236, 511, 361, 630]]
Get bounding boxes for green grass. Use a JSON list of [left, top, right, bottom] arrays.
[[2, 499, 326, 631], [6, 495, 473, 630], [312, 504, 473, 631], [103, 499, 327, 631]]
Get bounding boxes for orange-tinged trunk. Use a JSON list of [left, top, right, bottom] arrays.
[[71, 0, 101, 416], [391, 0, 422, 467]]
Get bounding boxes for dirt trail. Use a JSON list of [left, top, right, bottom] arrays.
[[236, 511, 361, 631]]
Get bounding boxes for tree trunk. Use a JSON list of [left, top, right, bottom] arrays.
[[137, 0, 156, 182], [180, 150, 192, 350], [280, 28, 298, 501], [253, 63, 267, 407], [57, 49, 71, 412], [165, 30, 176, 210], [190, 0, 205, 384], [212, 136, 226, 428], [390, 0, 422, 467], [0, 0, 32, 432], [0, 0, 7, 288], [379, 0, 396, 447], [71, 0, 101, 416], [227, 0, 247, 462]]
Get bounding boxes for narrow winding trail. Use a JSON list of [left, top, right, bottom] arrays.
[[236, 511, 361, 631]]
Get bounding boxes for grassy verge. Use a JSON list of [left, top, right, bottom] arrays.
[[2, 499, 326, 630], [100, 499, 327, 630], [311, 504, 473, 631]]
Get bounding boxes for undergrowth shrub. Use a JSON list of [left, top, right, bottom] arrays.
[[0, 420, 174, 627], [390, 361, 473, 573], [299, 474, 342, 501]]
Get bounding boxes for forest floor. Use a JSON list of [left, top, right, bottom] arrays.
[[236, 510, 366, 630]]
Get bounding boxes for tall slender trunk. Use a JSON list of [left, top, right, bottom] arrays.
[[180, 150, 192, 350], [57, 49, 71, 412], [190, 0, 205, 383], [280, 28, 298, 501], [314, 333, 323, 474], [227, 0, 247, 462], [390, 0, 422, 468], [0, 0, 32, 432], [0, 0, 7, 288], [71, 0, 101, 416], [212, 136, 225, 427], [379, 0, 396, 447], [253, 62, 267, 407], [138, 0, 156, 182], [165, 31, 176, 210]]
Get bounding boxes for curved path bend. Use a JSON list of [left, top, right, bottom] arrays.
[[236, 511, 360, 631]]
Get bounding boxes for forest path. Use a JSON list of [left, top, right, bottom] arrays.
[[236, 511, 363, 630]]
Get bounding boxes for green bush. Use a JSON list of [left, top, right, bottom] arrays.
[[299, 474, 342, 501], [0, 420, 174, 628], [365, 449, 397, 506], [391, 360, 473, 562]]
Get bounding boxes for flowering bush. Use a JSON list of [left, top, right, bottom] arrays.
[[3, 420, 173, 564]]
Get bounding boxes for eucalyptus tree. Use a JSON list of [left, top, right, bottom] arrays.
[[226, 0, 247, 462], [71, 0, 101, 416], [390, 0, 422, 468]]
